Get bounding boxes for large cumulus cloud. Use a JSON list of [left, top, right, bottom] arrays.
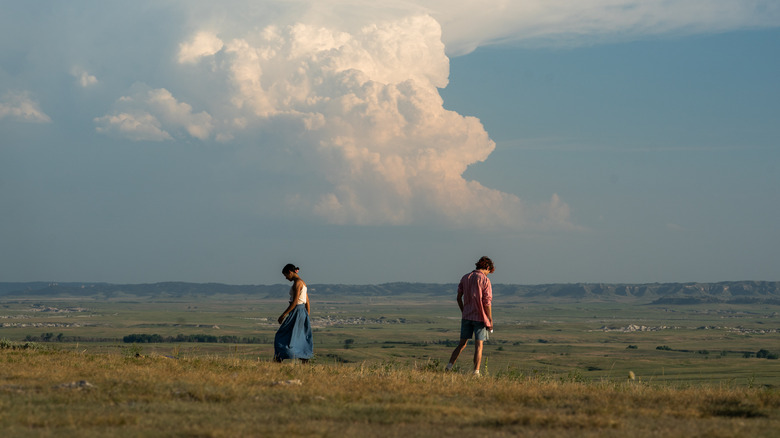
[[94, 14, 572, 229]]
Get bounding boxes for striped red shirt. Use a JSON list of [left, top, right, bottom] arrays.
[[458, 270, 492, 323]]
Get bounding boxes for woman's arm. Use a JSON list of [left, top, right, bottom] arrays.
[[278, 280, 304, 324]]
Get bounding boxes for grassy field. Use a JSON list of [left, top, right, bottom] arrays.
[[1, 292, 778, 386], [1, 292, 780, 435], [1, 343, 779, 437]]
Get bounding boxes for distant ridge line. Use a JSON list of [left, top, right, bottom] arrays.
[[1, 281, 780, 304]]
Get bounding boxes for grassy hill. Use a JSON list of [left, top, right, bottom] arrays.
[[1, 341, 779, 437]]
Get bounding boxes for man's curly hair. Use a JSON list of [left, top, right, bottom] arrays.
[[475, 256, 494, 273]]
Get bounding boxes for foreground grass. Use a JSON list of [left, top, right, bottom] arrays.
[[1, 346, 779, 437]]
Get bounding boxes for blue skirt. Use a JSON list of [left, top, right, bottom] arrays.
[[274, 304, 313, 360]]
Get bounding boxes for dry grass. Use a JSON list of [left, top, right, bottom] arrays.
[[1, 344, 779, 437]]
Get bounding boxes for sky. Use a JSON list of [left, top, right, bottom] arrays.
[[1, 1, 779, 286]]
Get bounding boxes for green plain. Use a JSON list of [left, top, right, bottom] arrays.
[[2, 292, 778, 387]]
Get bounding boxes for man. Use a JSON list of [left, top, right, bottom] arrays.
[[446, 256, 494, 375]]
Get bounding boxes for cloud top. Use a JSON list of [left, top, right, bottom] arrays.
[[421, 0, 780, 54], [185, 1, 780, 55]]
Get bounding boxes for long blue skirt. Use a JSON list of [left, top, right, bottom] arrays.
[[274, 304, 313, 360]]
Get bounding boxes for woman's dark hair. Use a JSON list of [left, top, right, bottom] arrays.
[[282, 264, 299, 275], [475, 256, 494, 273]]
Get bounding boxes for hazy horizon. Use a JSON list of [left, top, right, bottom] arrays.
[[3, 279, 778, 289]]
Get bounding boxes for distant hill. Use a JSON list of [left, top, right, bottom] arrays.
[[493, 281, 780, 305], [2, 281, 780, 304]]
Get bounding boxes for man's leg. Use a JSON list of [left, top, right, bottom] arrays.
[[447, 338, 469, 369], [473, 340, 484, 373]]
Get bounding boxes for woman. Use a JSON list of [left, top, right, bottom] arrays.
[[273, 264, 313, 362]]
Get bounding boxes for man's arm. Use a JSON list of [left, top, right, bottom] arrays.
[[456, 290, 464, 313], [483, 275, 493, 329]]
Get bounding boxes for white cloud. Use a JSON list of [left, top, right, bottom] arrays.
[[94, 85, 214, 141], [71, 67, 98, 88], [0, 91, 51, 123], [145, 88, 214, 140], [174, 14, 573, 229], [178, 31, 224, 63], [94, 111, 173, 141]]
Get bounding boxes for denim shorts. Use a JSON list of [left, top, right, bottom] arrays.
[[460, 319, 489, 341]]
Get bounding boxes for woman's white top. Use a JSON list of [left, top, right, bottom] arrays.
[[289, 284, 307, 305]]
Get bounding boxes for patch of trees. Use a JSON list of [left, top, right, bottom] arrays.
[[656, 344, 778, 359], [749, 349, 779, 359], [24, 332, 117, 343], [122, 333, 270, 344]]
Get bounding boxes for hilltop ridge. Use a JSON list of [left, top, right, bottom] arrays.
[[2, 281, 779, 304]]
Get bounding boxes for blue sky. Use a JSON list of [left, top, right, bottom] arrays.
[[1, 1, 778, 285]]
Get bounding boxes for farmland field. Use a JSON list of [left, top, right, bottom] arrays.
[[2, 290, 779, 387], [2, 290, 780, 437]]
